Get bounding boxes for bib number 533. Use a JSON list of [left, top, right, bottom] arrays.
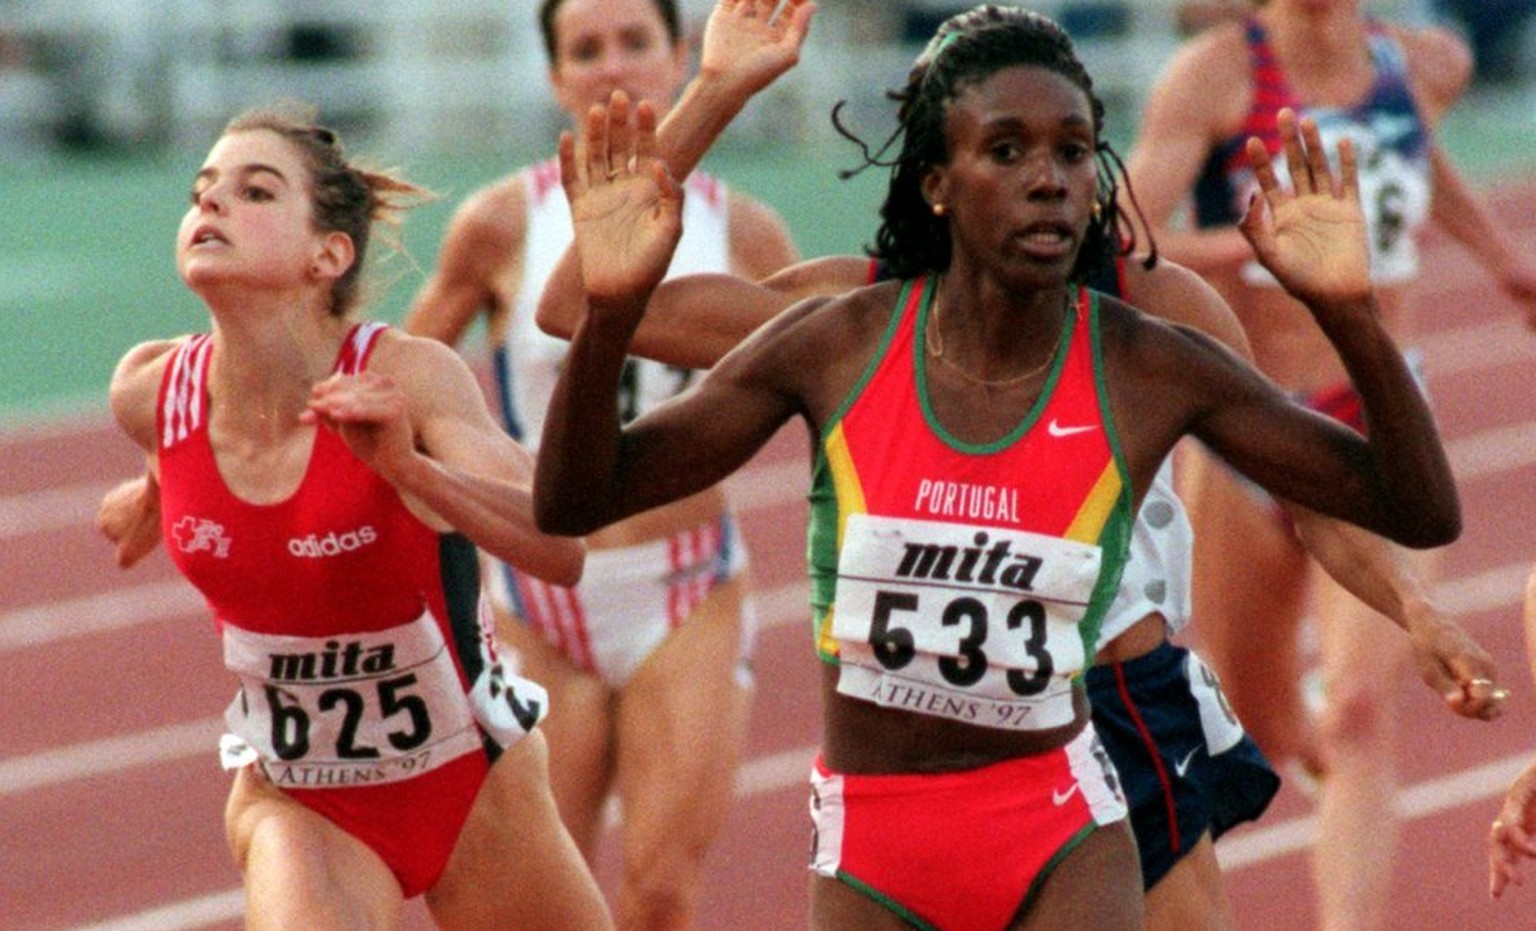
[[869, 590, 1053, 695]]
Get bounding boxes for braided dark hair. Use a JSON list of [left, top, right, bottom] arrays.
[[837, 5, 1150, 281]]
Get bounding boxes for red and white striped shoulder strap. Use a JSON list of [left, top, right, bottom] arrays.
[[159, 334, 214, 450], [334, 321, 388, 375]]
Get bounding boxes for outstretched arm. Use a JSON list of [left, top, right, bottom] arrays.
[[1175, 110, 1459, 547], [304, 336, 585, 586], [534, 94, 803, 535], [536, 0, 816, 353], [1133, 260, 1501, 716], [1289, 508, 1504, 719], [670, 0, 817, 180]]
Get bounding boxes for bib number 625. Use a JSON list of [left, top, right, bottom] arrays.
[[265, 673, 432, 761]]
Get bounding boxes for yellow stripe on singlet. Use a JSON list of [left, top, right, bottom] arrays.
[[818, 424, 867, 656], [1062, 461, 1124, 544], [823, 423, 867, 548]]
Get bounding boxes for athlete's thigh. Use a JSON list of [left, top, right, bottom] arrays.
[[810, 873, 913, 931], [613, 579, 752, 851], [1144, 833, 1235, 931], [1180, 446, 1311, 738], [1014, 821, 1143, 931], [498, 608, 617, 851], [427, 731, 614, 931], [225, 768, 404, 931], [1312, 565, 1411, 706]]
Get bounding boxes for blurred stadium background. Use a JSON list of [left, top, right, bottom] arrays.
[[1, 0, 1532, 423]]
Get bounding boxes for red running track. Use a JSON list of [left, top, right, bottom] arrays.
[[5, 183, 1536, 930]]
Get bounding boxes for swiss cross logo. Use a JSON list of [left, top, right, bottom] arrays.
[[172, 516, 232, 558]]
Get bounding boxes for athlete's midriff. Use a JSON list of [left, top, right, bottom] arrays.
[[819, 664, 1092, 774], [1093, 614, 1167, 665], [1210, 271, 1415, 393]]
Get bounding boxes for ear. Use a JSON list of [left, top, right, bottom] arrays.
[[921, 166, 949, 214], [310, 231, 355, 282]]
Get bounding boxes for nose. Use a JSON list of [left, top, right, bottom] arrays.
[[193, 180, 228, 215], [595, 54, 631, 87], [1022, 151, 1068, 201]]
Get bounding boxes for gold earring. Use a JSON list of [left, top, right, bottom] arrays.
[[932, 202, 946, 217], [1091, 201, 1103, 221]]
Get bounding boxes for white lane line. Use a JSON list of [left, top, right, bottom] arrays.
[[0, 481, 114, 540], [14, 356, 1536, 544], [0, 548, 1524, 795], [1, 717, 223, 797], [61, 742, 823, 931], [1419, 317, 1536, 380], [1216, 751, 1530, 871], [68, 889, 245, 931], [1447, 419, 1536, 481], [0, 578, 811, 798], [7, 404, 1536, 546], [59, 744, 1533, 930], [1, 413, 1526, 668], [1, 454, 807, 541], [1436, 561, 1532, 618], [7, 309, 1533, 541], [0, 580, 204, 654]]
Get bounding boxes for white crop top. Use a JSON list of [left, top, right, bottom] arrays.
[[1097, 456, 1195, 644]]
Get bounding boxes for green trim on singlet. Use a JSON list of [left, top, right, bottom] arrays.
[[914, 279, 1078, 455], [822, 277, 919, 430], [806, 279, 915, 659], [1076, 289, 1135, 664]]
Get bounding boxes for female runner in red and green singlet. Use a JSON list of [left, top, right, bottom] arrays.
[[533, 8, 1459, 929]]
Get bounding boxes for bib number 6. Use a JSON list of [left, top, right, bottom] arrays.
[[868, 590, 1054, 695]]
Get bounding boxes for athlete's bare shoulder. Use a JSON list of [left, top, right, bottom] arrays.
[[1387, 21, 1473, 121], [712, 277, 904, 413], [109, 337, 189, 452], [447, 173, 529, 257], [1095, 286, 1239, 389], [1143, 19, 1255, 140], [1121, 257, 1252, 358]]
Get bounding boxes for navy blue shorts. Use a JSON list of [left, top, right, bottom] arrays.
[[1086, 641, 1280, 889]]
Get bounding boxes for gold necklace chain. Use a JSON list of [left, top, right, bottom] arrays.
[[924, 285, 1068, 388]]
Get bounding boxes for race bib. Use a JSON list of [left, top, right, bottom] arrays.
[[831, 513, 1100, 731], [223, 613, 490, 788]]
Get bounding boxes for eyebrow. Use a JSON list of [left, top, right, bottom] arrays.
[[192, 162, 290, 186]]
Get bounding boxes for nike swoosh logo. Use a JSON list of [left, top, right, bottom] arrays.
[[1052, 783, 1080, 806], [1047, 419, 1097, 438], [1174, 747, 1201, 778]]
